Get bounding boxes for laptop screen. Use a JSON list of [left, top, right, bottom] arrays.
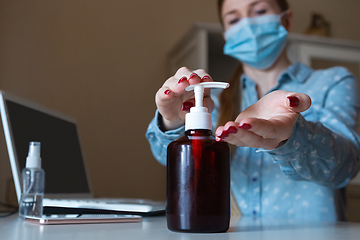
[[0, 92, 91, 201]]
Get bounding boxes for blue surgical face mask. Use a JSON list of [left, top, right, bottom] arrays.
[[223, 12, 288, 70]]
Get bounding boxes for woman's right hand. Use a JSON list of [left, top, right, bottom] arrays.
[[155, 67, 214, 131]]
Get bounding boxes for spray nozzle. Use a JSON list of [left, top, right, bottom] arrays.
[[26, 142, 42, 169], [185, 82, 230, 131]]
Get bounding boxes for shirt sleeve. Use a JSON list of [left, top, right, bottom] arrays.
[[145, 110, 185, 166], [260, 68, 360, 189]]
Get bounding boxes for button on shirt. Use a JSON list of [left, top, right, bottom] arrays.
[[146, 63, 360, 221]]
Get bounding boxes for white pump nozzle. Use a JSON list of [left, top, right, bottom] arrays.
[[25, 142, 42, 169], [185, 82, 230, 131]]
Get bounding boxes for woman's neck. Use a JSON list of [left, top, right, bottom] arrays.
[[243, 51, 292, 98]]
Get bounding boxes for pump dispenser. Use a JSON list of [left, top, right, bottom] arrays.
[[185, 82, 229, 131], [19, 142, 45, 219], [167, 82, 231, 233]]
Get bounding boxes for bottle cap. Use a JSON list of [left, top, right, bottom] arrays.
[[185, 82, 229, 131], [25, 142, 42, 168]]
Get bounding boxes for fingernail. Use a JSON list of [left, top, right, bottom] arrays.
[[189, 73, 199, 80], [239, 123, 251, 130], [219, 131, 229, 139], [178, 76, 187, 84], [182, 102, 194, 111], [288, 96, 300, 108], [164, 90, 171, 95], [227, 126, 238, 134], [215, 136, 223, 142], [202, 75, 211, 81]]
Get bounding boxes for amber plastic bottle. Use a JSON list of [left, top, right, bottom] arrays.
[[166, 82, 231, 233]]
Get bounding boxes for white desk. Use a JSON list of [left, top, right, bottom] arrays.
[[1, 214, 360, 240]]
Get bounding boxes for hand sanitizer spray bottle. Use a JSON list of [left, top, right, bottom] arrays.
[[167, 82, 231, 233], [19, 142, 45, 219]]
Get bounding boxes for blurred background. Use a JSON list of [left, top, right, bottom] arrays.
[[0, 0, 359, 209]]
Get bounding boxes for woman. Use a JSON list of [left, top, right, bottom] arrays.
[[146, 0, 360, 221]]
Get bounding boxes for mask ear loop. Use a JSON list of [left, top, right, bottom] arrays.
[[279, 10, 289, 18], [279, 10, 291, 31]]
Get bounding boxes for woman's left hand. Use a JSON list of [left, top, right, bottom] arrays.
[[215, 90, 311, 150]]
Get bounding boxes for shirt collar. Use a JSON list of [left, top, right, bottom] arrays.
[[281, 62, 312, 83], [241, 62, 312, 89], [241, 73, 256, 89]]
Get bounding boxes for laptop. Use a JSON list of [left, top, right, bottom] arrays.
[[0, 90, 165, 216]]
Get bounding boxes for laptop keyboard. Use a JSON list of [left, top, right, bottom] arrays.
[[42, 198, 165, 213]]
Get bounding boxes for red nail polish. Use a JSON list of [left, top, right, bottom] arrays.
[[178, 77, 187, 84], [189, 73, 199, 80], [227, 126, 238, 134], [164, 90, 171, 95], [239, 123, 251, 130], [182, 102, 194, 111], [288, 96, 300, 108], [219, 131, 229, 139], [202, 75, 211, 81]]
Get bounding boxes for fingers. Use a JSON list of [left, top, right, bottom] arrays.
[[158, 67, 213, 100], [214, 91, 312, 150], [215, 122, 246, 147], [173, 67, 213, 86], [216, 123, 280, 149], [154, 67, 214, 130], [238, 117, 292, 140], [174, 67, 213, 90], [174, 67, 212, 81], [215, 119, 291, 150], [156, 67, 214, 111]]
